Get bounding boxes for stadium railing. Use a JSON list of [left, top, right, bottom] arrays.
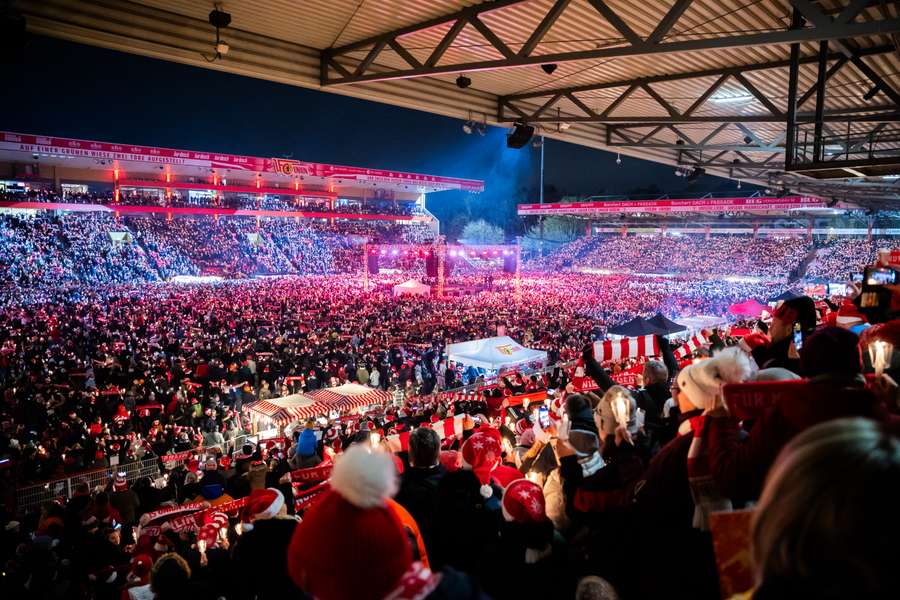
[[14, 457, 160, 515]]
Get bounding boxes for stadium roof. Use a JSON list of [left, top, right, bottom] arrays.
[[0, 130, 484, 194], [16, 0, 900, 207]]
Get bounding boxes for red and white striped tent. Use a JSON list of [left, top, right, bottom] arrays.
[[246, 383, 391, 424]]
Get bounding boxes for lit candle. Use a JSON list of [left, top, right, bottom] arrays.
[[869, 340, 894, 376], [612, 393, 630, 427]]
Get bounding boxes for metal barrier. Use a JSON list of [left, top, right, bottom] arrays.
[[14, 457, 160, 515]]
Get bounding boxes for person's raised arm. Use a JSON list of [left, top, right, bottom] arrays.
[[581, 343, 615, 393]]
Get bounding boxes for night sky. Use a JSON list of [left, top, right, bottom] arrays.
[[1, 35, 750, 235]]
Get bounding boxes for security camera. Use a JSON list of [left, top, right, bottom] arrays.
[[32, 152, 39, 160]]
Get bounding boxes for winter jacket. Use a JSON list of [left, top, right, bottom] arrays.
[[231, 517, 304, 600], [395, 464, 446, 560], [109, 489, 140, 525]]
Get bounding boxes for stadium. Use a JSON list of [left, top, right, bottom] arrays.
[[2, 2, 900, 600]]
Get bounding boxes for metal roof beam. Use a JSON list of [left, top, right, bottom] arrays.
[[323, 3, 900, 85], [502, 45, 892, 102], [498, 106, 900, 124]]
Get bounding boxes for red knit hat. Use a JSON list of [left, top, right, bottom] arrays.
[[287, 444, 408, 600], [460, 430, 502, 498], [439, 450, 461, 472], [501, 479, 547, 524], [239, 488, 285, 531]]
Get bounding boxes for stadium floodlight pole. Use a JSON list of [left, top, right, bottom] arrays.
[[539, 134, 545, 257]]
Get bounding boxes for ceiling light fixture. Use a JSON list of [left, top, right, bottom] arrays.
[[202, 5, 231, 63]]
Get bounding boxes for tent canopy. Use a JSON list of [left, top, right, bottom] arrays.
[[247, 383, 391, 423], [447, 336, 547, 371], [676, 315, 729, 332], [393, 279, 430, 297], [728, 299, 769, 317], [647, 313, 688, 335], [608, 317, 666, 337]]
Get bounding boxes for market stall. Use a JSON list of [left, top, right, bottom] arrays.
[[245, 383, 391, 427]]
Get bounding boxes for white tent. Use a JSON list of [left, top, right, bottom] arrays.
[[392, 279, 431, 297], [676, 315, 728, 334], [447, 336, 547, 372]]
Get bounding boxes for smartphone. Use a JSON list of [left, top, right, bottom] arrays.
[[793, 323, 803, 351], [538, 405, 550, 429], [864, 266, 897, 287]]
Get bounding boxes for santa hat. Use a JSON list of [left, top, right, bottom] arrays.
[[460, 430, 502, 498], [239, 488, 285, 532], [492, 463, 523, 489], [501, 479, 547, 524], [287, 444, 408, 600], [676, 347, 755, 411], [113, 474, 128, 491]]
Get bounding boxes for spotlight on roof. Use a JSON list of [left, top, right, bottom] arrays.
[[456, 75, 472, 89], [506, 121, 535, 149], [475, 121, 486, 136], [540, 63, 557, 75], [462, 120, 474, 135], [686, 166, 705, 182], [203, 6, 231, 62], [558, 122, 571, 131], [532, 135, 544, 149]]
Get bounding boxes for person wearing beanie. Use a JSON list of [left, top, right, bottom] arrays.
[[752, 295, 816, 373], [287, 444, 484, 600], [480, 479, 569, 600], [290, 428, 321, 469], [800, 326, 864, 382], [459, 430, 503, 499], [672, 347, 756, 530], [109, 474, 140, 528], [238, 488, 287, 532]]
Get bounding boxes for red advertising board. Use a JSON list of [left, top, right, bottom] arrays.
[[517, 196, 825, 215]]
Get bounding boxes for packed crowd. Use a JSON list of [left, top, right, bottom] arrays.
[[1, 274, 898, 599], [1, 188, 421, 216], [1, 207, 899, 599], [0, 213, 435, 293], [805, 237, 898, 280], [530, 233, 813, 280]]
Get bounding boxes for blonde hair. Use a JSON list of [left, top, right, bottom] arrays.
[[751, 418, 900, 595]]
